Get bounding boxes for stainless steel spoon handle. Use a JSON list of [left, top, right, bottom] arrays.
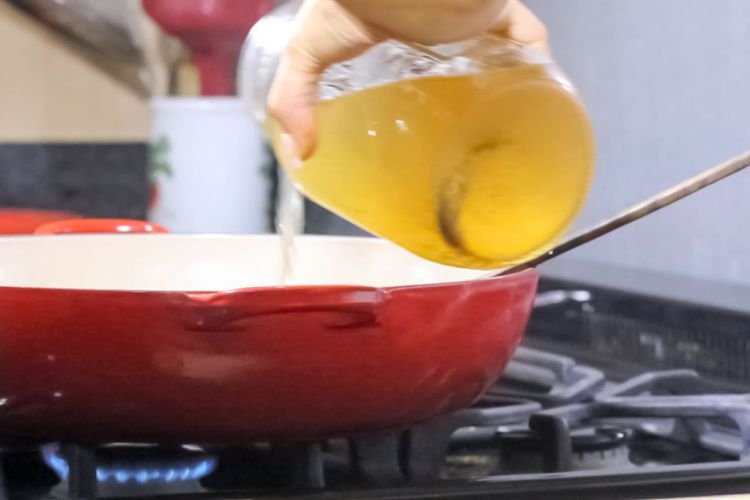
[[490, 149, 750, 278]]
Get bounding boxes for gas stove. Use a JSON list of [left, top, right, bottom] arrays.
[[3, 274, 750, 500]]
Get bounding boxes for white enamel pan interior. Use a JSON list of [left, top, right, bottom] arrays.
[[0, 234, 485, 291]]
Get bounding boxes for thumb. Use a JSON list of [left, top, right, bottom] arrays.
[[491, 0, 550, 54], [266, 0, 382, 162]]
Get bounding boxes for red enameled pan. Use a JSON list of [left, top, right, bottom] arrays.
[[0, 219, 537, 444]]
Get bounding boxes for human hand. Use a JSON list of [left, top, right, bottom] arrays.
[[268, 0, 548, 166]]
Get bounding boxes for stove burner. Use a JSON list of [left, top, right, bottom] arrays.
[[498, 426, 631, 473], [527, 389, 750, 472], [501, 426, 629, 453], [568, 427, 632, 471], [571, 426, 630, 453], [41, 443, 216, 496]]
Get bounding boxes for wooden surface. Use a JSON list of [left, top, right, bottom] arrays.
[[0, 1, 150, 142]]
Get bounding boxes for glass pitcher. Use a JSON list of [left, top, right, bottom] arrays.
[[239, 0, 595, 270]]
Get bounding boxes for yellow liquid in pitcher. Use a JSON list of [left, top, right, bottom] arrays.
[[272, 64, 595, 269]]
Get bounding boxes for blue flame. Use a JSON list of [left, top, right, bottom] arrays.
[[41, 445, 217, 485]]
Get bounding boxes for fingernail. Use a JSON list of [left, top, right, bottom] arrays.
[[280, 133, 304, 170]]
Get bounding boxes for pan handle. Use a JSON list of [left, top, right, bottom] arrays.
[[184, 287, 384, 332], [34, 219, 169, 235]]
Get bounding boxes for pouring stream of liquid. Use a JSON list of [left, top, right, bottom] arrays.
[[276, 170, 305, 285]]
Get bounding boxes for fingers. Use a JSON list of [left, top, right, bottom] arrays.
[[267, 0, 382, 161], [266, 0, 548, 163], [491, 0, 550, 54], [267, 47, 320, 164]]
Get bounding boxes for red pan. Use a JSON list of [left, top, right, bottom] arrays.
[[0, 209, 79, 235], [0, 219, 537, 444]]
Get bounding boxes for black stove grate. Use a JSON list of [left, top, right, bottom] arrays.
[[587, 312, 750, 382], [529, 277, 750, 389]]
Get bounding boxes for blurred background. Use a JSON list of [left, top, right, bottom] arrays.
[[0, 0, 158, 220], [525, 0, 750, 291], [0, 0, 749, 290]]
